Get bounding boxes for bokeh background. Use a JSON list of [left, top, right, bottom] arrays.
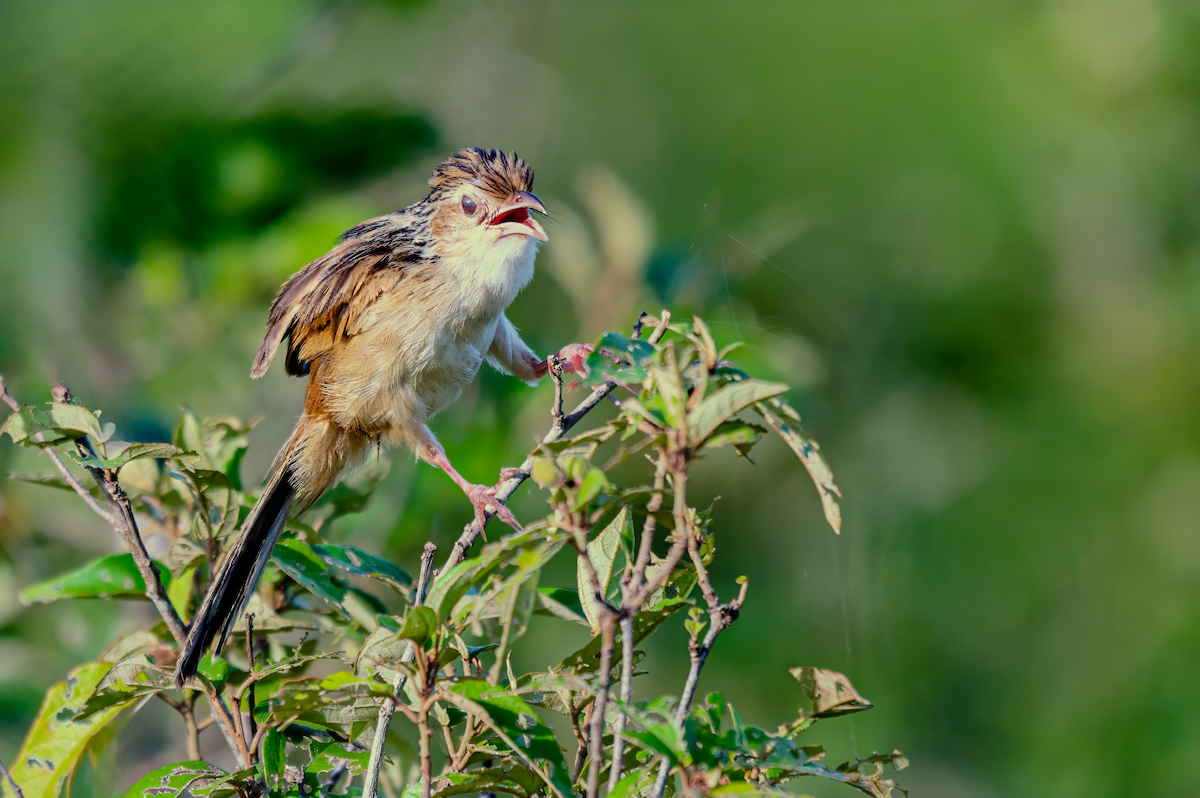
[[2, 1, 1199, 795]]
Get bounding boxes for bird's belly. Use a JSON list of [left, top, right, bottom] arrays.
[[321, 307, 499, 436]]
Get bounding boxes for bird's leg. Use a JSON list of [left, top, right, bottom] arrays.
[[533, 342, 595, 379], [418, 435, 522, 533]]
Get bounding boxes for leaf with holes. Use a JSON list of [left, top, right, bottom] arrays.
[[121, 761, 226, 797], [8, 662, 127, 798]]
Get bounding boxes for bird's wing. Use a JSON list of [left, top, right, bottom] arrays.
[[251, 216, 426, 378]]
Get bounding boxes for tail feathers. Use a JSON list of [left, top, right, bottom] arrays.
[[174, 463, 296, 687]]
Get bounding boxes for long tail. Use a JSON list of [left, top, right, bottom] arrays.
[[174, 410, 364, 686], [174, 455, 296, 687]]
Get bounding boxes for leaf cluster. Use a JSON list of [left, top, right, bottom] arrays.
[[0, 314, 900, 798]]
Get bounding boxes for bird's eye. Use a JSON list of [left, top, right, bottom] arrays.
[[461, 196, 477, 216]]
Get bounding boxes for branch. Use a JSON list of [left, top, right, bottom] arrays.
[[363, 541, 438, 798], [0, 375, 114, 524], [606, 615, 635, 792], [650, 552, 749, 798], [17, 382, 190, 647], [442, 310, 671, 575], [0, 752, 24, 798], [586, 617, 617, 798], [244, 613, 257, 750]]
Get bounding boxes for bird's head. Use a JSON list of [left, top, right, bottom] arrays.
[[425, 148, 548, 257]]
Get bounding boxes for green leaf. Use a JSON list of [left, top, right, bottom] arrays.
[[19, 553, 172, 604], [652, 343, 688, 428], [261, 728, 286, 796], [189, 766, 258, 798], [560, 598, 689, 673], [534, 587, 588, 625], [312, 543, 412, 590], [8, 662, 127, 798], [699, 420, 767, 452], [122, 761, 226, 797], [424, 528, 564, 621], [70, 442, 199, 470], [255, 680, 379, 738], [432, 764, 544, 798], [390, 606, 438, 645], [607, 769, 646, 798], [198, 656, 230, 693], [687, 379, 788, 445], [586, 331, 657, 382], [572, 467, 611, 510], [272, 538, 349, 617], [1, 403, 106, 448], [354, 607, 437, 682], [443, 680, 572, 798], [7, 473, 82, 492], [577, 506, 627, 633], [303, 740, 370, 792], [173, 409, 251, 478]]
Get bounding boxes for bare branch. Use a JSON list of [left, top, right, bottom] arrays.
[[606, 615, 635, 792], [587, 617, 617, 798]]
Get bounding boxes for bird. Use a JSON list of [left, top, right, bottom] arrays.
[[175, 147, 592, 686]]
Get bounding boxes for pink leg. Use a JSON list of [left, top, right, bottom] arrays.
[[533, 342, 595, 379], [420, 438, 522, 533]]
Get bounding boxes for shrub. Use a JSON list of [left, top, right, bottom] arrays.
[[0, 311, 904, 798]]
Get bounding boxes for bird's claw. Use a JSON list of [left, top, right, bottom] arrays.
[[534, 342, 595, 380], [554, 342, 594, 376], [466, 483, 522, 533]]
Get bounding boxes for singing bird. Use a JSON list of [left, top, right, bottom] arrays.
[[175, 148, 590, 686]]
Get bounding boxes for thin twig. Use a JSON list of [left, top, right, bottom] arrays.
[[0, 752, 24, 798], [606, 615, 635, 792], [586, 617, 617, 798], [442, 311, 671, 575], [570, 705, 589, 783], [609, 484, 649, 793], [208, 691, 252, 768], [650, 547, 749, 798], [418, 690, 434, 798], [0, 375, 114, 524], [363, 542, 438, 798], [245, 613, 257, 749]]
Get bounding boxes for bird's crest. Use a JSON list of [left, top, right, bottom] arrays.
[[429, 148, 534, 202]]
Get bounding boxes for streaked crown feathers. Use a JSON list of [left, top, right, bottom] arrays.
[[429, 148, 535, 203]]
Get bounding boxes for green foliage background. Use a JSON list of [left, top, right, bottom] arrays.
[[1, 1, 1198, 795]]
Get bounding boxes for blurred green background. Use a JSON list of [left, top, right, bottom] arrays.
[[3, 0, 1199, 795]]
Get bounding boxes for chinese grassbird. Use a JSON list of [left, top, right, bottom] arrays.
[[175, 148, 591, 686]]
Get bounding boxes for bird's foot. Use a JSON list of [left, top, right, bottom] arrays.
[[465, 482, 522, 533], [535, 342, 595, 385], [554, 342, 594, 375], [497, 466, 526, 482]]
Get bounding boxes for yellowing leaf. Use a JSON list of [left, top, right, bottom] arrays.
[[9, 663, 126, 798]]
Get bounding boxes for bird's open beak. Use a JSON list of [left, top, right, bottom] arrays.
[[490, 190, 549, 242]]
